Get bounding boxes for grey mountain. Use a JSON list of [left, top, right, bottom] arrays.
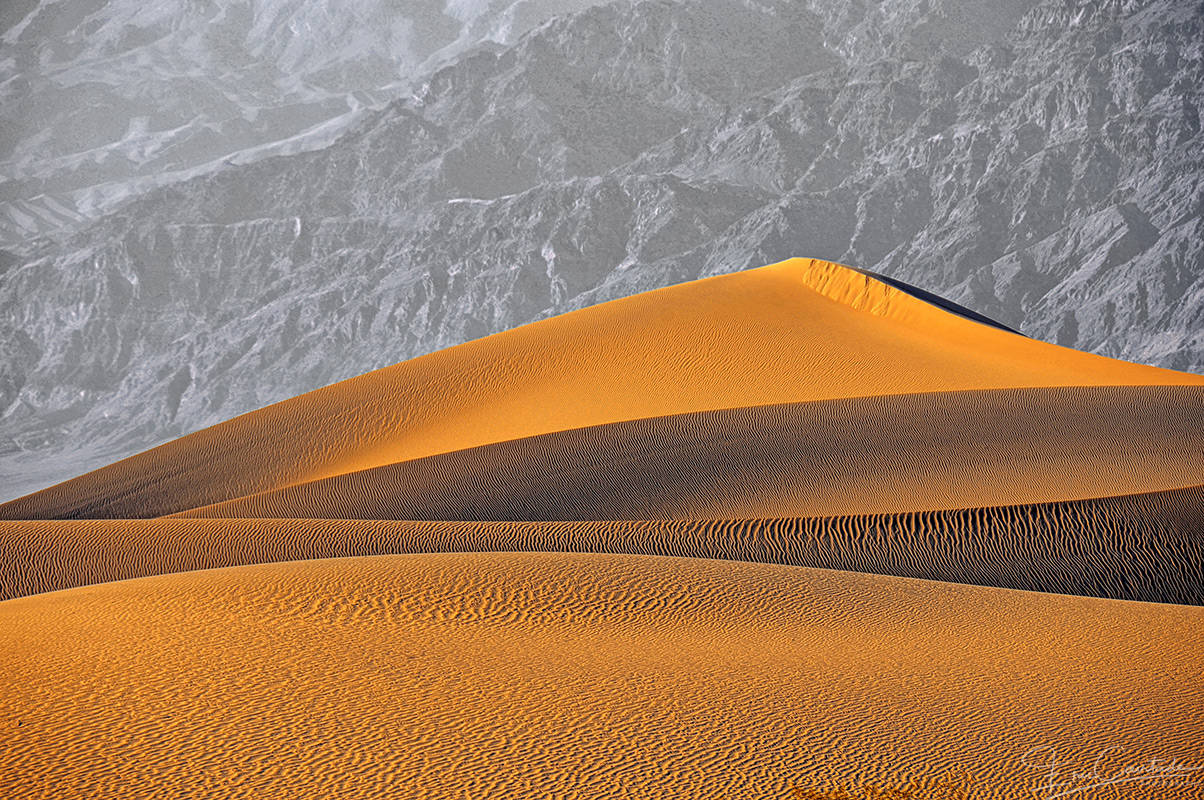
[[0, 0, 607, 244], [2, 0, 1202, 500]]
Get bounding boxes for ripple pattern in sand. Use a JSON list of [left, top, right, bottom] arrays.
[[2, 553, 1201, 800], [4, 482, 1202, 603]]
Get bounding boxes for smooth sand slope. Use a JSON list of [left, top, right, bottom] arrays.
[[2, 258, 1203, 799], [175, 386, 1204, 522], [2, 258, 1201, 520], [2, 553, 1202, 800]]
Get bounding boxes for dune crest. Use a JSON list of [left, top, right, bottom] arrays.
[[173, 386, 1204, 523]]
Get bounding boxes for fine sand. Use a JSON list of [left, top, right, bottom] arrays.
[[172, 386, 1204, 522], [1, 258, 1202, 799], [1, 553, 1201, 799]]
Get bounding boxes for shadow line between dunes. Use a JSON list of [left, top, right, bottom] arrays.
[[3, 482, 1202, 604]]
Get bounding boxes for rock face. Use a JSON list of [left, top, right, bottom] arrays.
[[0, 0, 608, 244], [1, 0, 1202, 499]]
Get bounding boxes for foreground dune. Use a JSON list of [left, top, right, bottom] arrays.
[[2, 553, 1201, 800], [2, 258, 1202, 799]]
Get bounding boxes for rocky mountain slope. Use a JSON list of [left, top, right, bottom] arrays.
[[0, 0, 606, 244], [2, 0, 1202, 499]]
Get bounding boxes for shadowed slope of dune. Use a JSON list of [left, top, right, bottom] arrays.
[[3, 258, 1201, 521], [856, 268, 1024, 334], [175, 385, 1204, 522], [4, 483, 1202, 603], [2, 553, 1201, 800]]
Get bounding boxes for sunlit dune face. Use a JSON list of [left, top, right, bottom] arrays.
[[3, 258, 1200, 521], [1, 259, 1202, 800]]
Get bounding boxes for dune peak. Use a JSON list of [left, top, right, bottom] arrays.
[[765, 257, 1010, 331]]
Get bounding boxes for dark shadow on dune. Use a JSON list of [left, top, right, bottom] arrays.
[[859, 268, 1024, 335]]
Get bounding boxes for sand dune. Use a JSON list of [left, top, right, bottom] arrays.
[[2, 258, 1202, 799], [174, 385, 1204, 522], [3, 483, 1202, 604], [2, 553, 1201, 800], [3, 258, 1200, 520]]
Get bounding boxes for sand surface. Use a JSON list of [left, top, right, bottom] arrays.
[[2, 258, 1202, 799], [5, 484, 1204, 604], [2, 553, 1201, 799], [172, 386, 1204, 522]]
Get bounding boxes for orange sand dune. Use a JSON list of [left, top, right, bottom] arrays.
[[2, 553, 1201, 800], [3, 258, 1200, 520], [175, 385, 1204, 522], [3, 483, 1202, 603], [3, 259, 1203, 800]]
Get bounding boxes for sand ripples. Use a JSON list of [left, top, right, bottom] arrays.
[[3, 482, 1201, 604], [2, 553, 1201, 799]]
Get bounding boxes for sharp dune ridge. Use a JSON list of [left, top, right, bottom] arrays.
[[2, 258, 1203, 799], [850, 268, 1025, 335], [170, 385, 1204, 523]]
